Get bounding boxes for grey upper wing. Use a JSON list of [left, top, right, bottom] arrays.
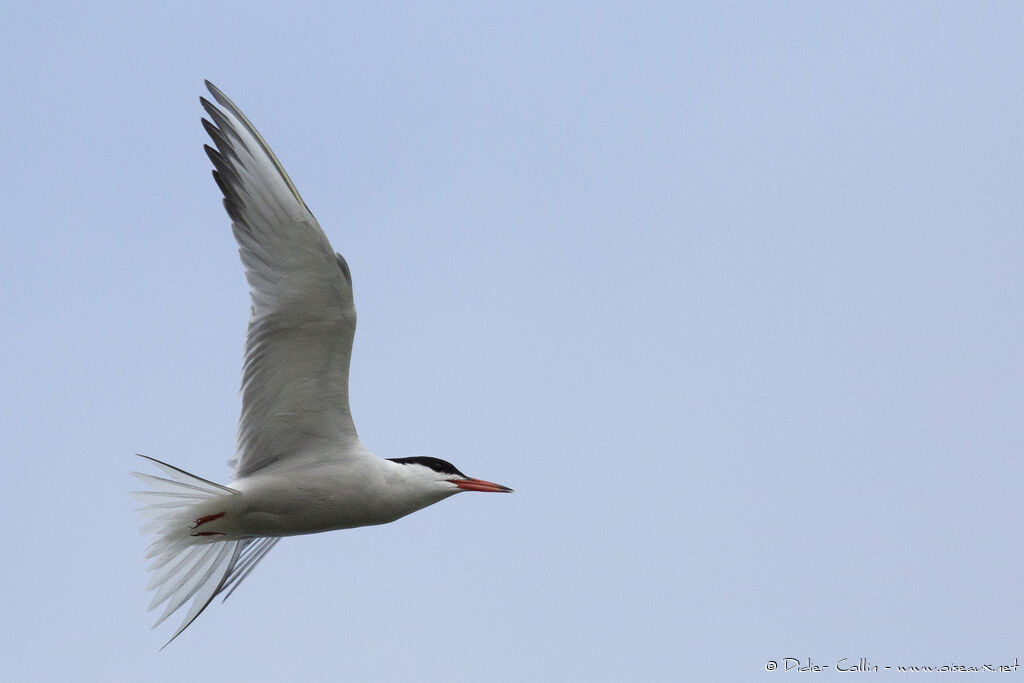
[[201, 81, 358, 478]]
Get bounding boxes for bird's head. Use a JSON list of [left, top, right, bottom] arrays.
[[388, 456, 513, 494]]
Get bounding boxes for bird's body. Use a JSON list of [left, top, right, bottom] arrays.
[[131, 82, 510, 645], [189, 454, 460, 538]]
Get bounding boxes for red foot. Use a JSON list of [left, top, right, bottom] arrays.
[[191, 531, 225, 537], [190, 511, 225, 529]]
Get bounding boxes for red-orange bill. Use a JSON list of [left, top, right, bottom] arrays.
[[454, 478, 514, 493]]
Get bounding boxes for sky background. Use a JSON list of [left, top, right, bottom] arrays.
[[2, 2, 1022, 681]]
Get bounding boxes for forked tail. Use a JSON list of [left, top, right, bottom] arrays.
[[130, 455, 279, 647]]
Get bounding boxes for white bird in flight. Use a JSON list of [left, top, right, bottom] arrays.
[[131, 81, 512, 646]]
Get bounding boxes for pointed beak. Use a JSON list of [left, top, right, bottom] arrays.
[[453, 477, 514, 493]]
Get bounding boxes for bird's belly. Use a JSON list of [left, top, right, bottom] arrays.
[[221, 468, 422, 538]]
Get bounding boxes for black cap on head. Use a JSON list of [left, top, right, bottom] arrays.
[[388, 456, 467, 478]]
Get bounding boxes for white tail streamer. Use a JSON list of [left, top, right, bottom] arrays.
[[130, 455, 277, 646]]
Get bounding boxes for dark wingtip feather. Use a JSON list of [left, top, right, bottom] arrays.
[[203, 143, 221, 164], [199, 96, 221, 122], [211, 169, 231, 201], [204, 143, 244, 195], [201, 117, 220, 141], [205, 80, 228, 104]]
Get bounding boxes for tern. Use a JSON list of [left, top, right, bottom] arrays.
[[131, 81, 512, 645]]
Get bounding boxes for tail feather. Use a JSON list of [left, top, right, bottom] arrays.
[[155, 543, 238, 640], [131, 455, 277, 647], [220, 537, 281, 601], [147, 543, 215, 610]]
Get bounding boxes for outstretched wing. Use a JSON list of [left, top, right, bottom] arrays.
[[201, 81, 358, 479]]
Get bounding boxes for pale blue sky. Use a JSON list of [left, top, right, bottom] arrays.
[[2, 2, 1022, 681]]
